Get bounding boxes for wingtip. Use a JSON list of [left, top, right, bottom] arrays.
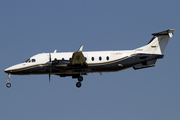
[[169, 29, 175, 32], [78, 45, 83, 52]]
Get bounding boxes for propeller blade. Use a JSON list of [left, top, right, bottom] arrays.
[[49, 53, 51, 62], [49, 53, 52, 82], [49, 74, 51, 82]]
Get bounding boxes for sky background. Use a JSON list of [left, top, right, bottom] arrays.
[[0, 0, 180, 120]]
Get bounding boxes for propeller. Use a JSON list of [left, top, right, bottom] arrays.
[[49, 53, 52, 82], [49, 74, 51, 82]]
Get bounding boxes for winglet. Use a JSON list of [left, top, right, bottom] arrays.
[[78, 45, 83, 52], [54, 50, 57, 53]]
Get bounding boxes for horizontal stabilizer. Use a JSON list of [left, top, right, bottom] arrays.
[[152, 29, 175, 38]]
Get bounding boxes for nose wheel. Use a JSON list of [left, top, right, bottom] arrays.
[[76, 76, 83, 88], [6, 82, 11, 88], [6, 74, 11, 88]]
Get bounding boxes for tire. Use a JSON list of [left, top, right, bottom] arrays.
[[76, 82, 82, 88], [6, 83, 11, 88], [78, 76, 83, 82]]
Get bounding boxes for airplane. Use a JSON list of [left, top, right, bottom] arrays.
[[4, 29, 175, 88]]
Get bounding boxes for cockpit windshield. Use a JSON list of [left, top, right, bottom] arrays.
[[25, 59, 30, 63], [25, 59, 36, 63]]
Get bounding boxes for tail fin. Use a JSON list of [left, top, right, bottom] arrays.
[[135, 29, 175, 54]]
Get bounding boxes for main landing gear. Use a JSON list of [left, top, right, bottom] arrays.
[[6, 74, 11, 88], [76, 76, 83, 88]]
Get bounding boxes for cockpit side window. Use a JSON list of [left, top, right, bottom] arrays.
[[32, 59, 36, 62]]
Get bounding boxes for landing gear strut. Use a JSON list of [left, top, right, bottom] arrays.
[[6, 74, 11, 88], [76, 76, 83, 88]]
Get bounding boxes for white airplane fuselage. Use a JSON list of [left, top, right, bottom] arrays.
[[4, 29, 175, 88], [5, 50, 133, 74]]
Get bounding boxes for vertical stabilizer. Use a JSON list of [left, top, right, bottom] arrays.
[[135, 29, 175, 55]]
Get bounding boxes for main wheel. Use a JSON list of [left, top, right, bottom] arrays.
[[6, 83, 11, 88], [78, 76, 83, 82], [76, 82, 82, 88]]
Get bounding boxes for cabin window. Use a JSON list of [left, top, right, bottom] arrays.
[[106, 56, 109, 61], [91, 57, 94, 61], [62, 58, 64, 60], [99, 57, 102, 61]]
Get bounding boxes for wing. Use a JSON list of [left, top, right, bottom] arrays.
[[69, 45, 88, 67]]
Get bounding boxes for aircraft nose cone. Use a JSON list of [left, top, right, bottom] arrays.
[[4, 65, 19, 74], [4, 68, 12, 73], [4, 63, 24, 74]]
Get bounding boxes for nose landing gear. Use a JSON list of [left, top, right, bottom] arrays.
[[6, 74, 11, 88], [6, 82, 11, 88]]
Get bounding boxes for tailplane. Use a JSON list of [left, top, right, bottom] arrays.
[[135, 29, 175, 54]]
